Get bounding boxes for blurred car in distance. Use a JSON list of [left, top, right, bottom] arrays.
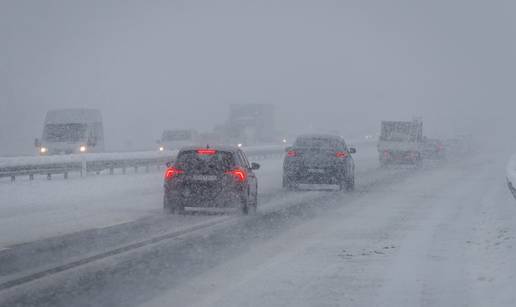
[[283, 134, 356, 191]]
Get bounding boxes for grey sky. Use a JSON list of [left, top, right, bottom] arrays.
[[1, 0, 514, 155]]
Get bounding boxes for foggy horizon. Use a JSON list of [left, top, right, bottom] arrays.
[[2, 0, 515, 155]]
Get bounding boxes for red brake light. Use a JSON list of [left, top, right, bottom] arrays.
[[197, 149, 217, 155], [225, 168, 247, 182], [287, 150, 297, 157], [164, 167, 184, 181], [336, 151, 348, 158]]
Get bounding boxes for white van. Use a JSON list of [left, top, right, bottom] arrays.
[[35, 109, 105, 155], [158, 129, 199, 151]]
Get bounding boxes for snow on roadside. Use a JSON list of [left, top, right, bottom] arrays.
[[507, 154, 516, 187], [0, 156, 285, 247]]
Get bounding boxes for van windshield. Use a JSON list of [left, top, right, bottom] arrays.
[[43, 123, 87, 142]]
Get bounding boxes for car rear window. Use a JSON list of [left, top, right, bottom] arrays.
[[294, 137, 338, 149], [175, 150, 234, 172]]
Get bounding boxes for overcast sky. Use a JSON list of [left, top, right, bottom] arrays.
[[1, 0, 515, 155]]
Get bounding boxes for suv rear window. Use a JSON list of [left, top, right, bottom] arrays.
[[175, 150, 234, 172], [294, 137, 339, 149]]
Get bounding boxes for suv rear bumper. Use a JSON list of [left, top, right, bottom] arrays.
[[164, 185, 245, 208], [284, 166, 346, 184]]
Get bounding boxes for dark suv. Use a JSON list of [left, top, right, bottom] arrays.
[[164, 146, 260, 214], [283, 134, 356, 191]]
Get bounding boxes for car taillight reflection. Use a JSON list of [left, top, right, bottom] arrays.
[[225, 168, 247, 182], [164, 167, 184, 181], [287, 150, 297, 157]]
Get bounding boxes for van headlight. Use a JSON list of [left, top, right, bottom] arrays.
[[79, 145, 87, 153], [40, 147, 48, 154], [159, 146, 165, 152]]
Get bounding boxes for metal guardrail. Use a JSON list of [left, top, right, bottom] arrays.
[[0, 146, 286, 182]]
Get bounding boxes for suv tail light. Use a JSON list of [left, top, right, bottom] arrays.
[[287, 150, 297, 157], [225, 168, 247, 182], [336, 151, 348, 158], [164, 167, 184, 181]]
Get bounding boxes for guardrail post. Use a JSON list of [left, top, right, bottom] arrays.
[[134, 166, 138, 173], [122, 167, 126, 174], [10, 176, 15, 183], [64, 172, 68, 179], [47, 173, 51, 180], [29, 174, 34, 180], [81, 156, 87, 177], [145, 165, 150, 173], [109, 168, 114, 175]]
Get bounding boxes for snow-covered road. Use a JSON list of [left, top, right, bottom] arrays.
[[1, 147, 515, 307], [143, 154, 516, 307]]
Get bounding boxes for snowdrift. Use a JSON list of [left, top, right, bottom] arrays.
[[507, 155, 516, 199]]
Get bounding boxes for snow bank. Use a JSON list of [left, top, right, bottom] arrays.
[[507, 155, 516, 186], [0, 150, 178, 168], [0, 145, 290, 169]]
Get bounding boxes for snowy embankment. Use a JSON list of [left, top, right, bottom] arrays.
[[0, 150, 178, 168], [507, 154, 516, 199], [0, 140, 372, 169], [0, 145, 290, 168]]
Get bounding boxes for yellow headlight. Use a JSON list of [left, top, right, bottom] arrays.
[[40, 147, 48, 153]]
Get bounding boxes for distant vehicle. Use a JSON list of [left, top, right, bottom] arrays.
[[222, 104, 276, 145], [507, 155, 516, 200], [378, 120, 423, 166], [35, 109, 104, 155], [163, 146, 260, 214], [283, 134, 356, 191], [158, 129, 199, 152], [422, 137, 446, 160]]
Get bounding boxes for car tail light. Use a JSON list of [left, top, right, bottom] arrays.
[[164, 167, 184, 181], [287, 150, 297, 157], [336, 151, 348, 158], [225, 168, 247, 182], [197, 149, 217, 155]]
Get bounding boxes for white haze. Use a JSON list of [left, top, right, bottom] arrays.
[[1, 0, 515, 155]]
